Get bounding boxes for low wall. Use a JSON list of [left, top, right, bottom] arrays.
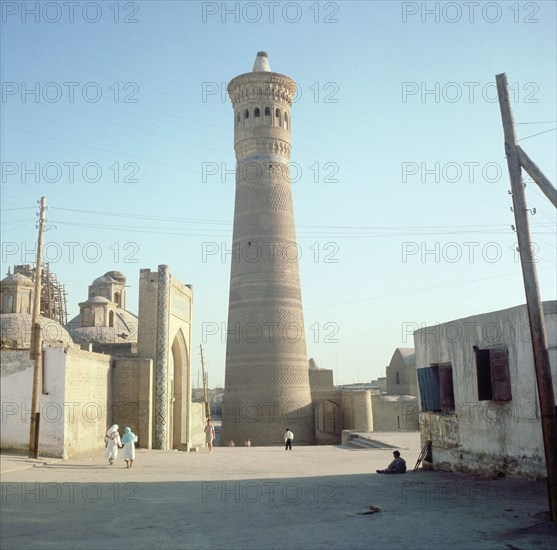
[[190, 402, 206, 448], [112, 357, 153, 449], [63, 347, 111, 458], [1, 347, 66, 457], [371, 396, 419, 431]]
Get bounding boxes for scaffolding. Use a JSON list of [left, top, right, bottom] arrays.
[[14, 264, 68, 326]]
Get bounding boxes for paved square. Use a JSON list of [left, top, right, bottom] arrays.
[[1, 434, 555, 549]]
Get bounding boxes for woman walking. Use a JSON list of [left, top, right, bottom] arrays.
[[122, 426, 138, 468], [204, 418, 215, 453], [104, 424, 122, 465]]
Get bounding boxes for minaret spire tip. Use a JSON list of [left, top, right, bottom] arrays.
[[252, 51, 271, 72]]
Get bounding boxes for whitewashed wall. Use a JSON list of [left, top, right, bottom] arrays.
[[415, 301, 556, 477], [1, 347, 66, 457]]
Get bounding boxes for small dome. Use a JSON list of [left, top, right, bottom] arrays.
[[81, 296, 111, 305], [1, 273, 34, 285], [91, 271, 126, 286], [67, 308, 139, 344], [106, 271, 126, 283], [1, 313, 73, 347]]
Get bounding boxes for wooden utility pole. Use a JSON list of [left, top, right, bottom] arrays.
[[516, 145, 557, 208], [28, 196, 47, 459], [199, 344, 210, 420], [496, 73, 557, 522]]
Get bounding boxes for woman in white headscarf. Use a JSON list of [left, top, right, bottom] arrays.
[[104, 424, 121, 465], [121, 427, 138, 468]]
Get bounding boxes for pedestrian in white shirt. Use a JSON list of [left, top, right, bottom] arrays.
[[284, 428, 294, 451]]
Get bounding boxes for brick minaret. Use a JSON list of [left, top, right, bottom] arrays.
[[221, 52, 314, 446]]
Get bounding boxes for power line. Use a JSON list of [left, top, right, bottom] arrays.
[[517, 127, 557, 142], [306, 267, 555, 311]]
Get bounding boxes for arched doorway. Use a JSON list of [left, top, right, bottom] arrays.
[[315, 400, 342, 444], [169, 329, 189, 449]]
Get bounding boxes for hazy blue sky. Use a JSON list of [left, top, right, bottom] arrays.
[[1, 0, 556, 386]]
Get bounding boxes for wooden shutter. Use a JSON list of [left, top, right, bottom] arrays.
[[439, 363, 455, 412], [490, 347, 512, 401], [417, 366, 441, 412], [474, 348, 492, 401]]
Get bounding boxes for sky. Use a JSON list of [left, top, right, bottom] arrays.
[[1, 0, 556, 387]]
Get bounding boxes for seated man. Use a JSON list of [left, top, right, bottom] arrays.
[[376, 450, 407, 474]]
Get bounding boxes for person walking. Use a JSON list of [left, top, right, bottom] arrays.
[[204, 418, 216, 453], [284, 428, 294, 451], [122, 427, 138, 468], [104, 424, 122, 465]]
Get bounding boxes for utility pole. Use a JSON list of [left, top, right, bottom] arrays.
[[199, 344, 210, 420], [28, 196, 47, 459], [496, 73, 557, 522], [516, 145, 557, 208]]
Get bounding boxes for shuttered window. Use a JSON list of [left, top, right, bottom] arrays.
[[417, 365, 441, 412], [418, 363, 455, 413], [474, 346, 512, 402], [439, 363, 455, 412]]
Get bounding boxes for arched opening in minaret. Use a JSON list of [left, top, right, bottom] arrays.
[[254, 108, 260, 117], [284, 112, 289, 129], [108, 310, 114, 328], [244, 109, 249, 119], [264, 107, 270, 116], [275, 108, 281, 126], [236, 112, 240, 125]]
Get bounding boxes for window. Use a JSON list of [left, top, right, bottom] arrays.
[[439, 364, 455, 412], [284, 112, 289, 129], [417, 363, 455, 413], [254, 108, 260, 117], [244, 109, 249, 119], [236, 112, 240, 124], [474, 346, 511, 401], [395, 372, 400, 385], [264, 107, 271, 116], [109, 311, 114, 328]]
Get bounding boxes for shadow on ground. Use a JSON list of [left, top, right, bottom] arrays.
[[2, 471, 556, 550]]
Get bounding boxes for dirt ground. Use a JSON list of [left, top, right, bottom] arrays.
[[1, 433, 556, 549]]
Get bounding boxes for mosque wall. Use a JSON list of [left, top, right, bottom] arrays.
[[111, 357, 153, 449]]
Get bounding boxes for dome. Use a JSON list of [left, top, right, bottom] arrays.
[[1, 273, 34, 285], [66, 308, 139, 344], [91, 271, 126, 286], [106, 271, 126, 282], [81, 296, 111, 305], [1, 313, 73, 348]]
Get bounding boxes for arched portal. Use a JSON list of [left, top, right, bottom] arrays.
[[315, 400, 342, 444], [170, 329, 190, 449]]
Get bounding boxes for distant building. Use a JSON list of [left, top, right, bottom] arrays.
[[309, 355, 418, 444], [386, 347, 417, 396], [415, 301, 557, 478]]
